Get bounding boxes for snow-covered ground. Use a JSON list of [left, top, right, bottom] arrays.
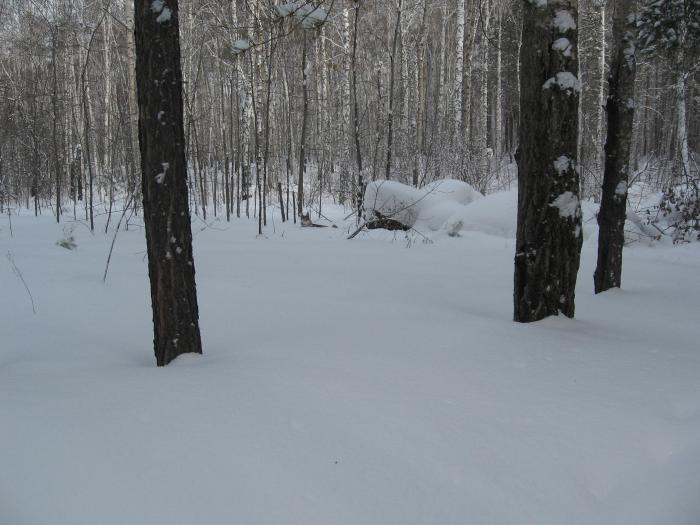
[[1, 193, 699, 525]]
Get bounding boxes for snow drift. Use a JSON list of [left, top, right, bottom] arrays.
[[2, 199, 700, 525], [364, 179, 657, 243], [363, 179, 483, 232]]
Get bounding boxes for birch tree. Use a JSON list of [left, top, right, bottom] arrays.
[[453, 0, 465, 136]]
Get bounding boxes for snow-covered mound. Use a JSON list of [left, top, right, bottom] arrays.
[[363, 180, 424, 228], [363, 179, 483, 231], [365, 180, 656, 243], [441, 190, 519, 238]]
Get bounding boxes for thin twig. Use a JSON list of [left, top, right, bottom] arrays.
[[103, 194, 133, 283], [307, 205, 337, 225], [6, 251, 36, 314], [347, 221, 369, 239]]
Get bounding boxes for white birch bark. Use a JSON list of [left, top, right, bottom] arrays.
[[414, 0, 428, 186], [124, 0, 139, 176], [454, 0, 465, 136], [494, 2, 503, 160], [471, 0, 491, 185], [342, 7, 352, 200]]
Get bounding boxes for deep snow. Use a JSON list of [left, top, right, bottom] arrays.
[[1, 194, 699, 525]]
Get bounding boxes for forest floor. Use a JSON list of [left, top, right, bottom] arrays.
[[1, 192, 699, 525]]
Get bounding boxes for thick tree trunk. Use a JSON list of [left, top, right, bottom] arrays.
[[594, 0, 636, 293], [514, 0, 582, 322], [134, 0, 202, 366]]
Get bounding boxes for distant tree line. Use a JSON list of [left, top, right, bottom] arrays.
[[0, 0, 696, 226]]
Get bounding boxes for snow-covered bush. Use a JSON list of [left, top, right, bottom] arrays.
[[657, 182, 700, 243], [275, 2, 328, 28]]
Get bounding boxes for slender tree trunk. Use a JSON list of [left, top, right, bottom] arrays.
[[250, 51, 262, 234], [577, 0, 606, 197], [384, 0, 402, 181], [262, 25, 278, 230], [298, 31, 309, 217], [676, 69, 690, 179], [351, 1, 364, 214], [134, 0, 203, 366], [471, 0, 491, 186], [125, 0, 140, 198], [414, 0, 427, 187], [342, 6, 352, 204], [283, 67, 293, 219], [594, 0, 636, 293], [494, 3, 504, 160], [103, 6, 113, 227], [462, 1, 480, 145], [51, 33, 61, 223], [278, 181, 285, 221], [372, 67, 382, 182], [514, 0, 582, 322], [434, 1, 447, 155], [81, 37, 96, 231], [454, 0, 465, 136], [219, 53, 230, 222]]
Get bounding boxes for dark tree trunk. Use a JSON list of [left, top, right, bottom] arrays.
[[277, 181, 285, 222], [594, 0, 636, 294], [351, 0, 364, 220], [514, 0, 582, 322], [134, 0, 203, 366]]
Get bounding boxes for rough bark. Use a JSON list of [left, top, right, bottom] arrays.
[[134, 0, 203, 366], [514, 0, 583, 322], [594, 0, 636, 293]]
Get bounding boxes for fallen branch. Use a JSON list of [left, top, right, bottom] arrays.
[[301, 212, 336, 228], [347, 213, 411, 240]]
